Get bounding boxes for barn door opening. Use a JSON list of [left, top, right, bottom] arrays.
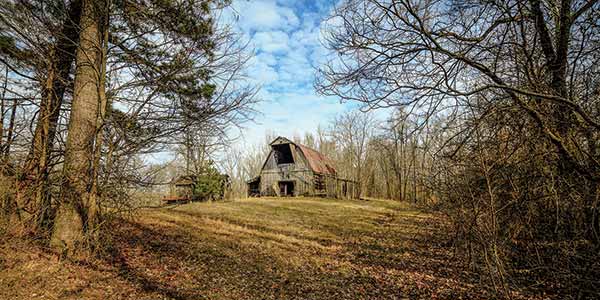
[[278, 181, 295, 196]]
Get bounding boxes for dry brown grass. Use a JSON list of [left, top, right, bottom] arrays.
[[0, 197, 542, 299]]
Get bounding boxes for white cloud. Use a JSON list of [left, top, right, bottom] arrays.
[[232, 0, 299, 33], [224, 0, 385, 148], [255, 52, 278, 66], [247, 55, 279, 85], [237, 89, 351, 147], [253, 31, 290, 53]]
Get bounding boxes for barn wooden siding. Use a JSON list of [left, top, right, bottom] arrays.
[[259, 170, 314, 196], [249, 137, 359, 199], [259, 171, 358, 198]]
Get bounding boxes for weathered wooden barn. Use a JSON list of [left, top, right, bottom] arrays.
[[246, 137, 358, 199]]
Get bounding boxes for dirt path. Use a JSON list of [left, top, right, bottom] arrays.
[[1, 198, 508, 299]]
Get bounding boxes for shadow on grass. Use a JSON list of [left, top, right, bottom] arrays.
[[109, 221, 208, 300], [102, 200, 493, 299]]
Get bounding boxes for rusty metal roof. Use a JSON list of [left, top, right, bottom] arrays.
[[296, 144, 337, 176]]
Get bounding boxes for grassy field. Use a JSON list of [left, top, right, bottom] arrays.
[[1, 197, 521, 299]]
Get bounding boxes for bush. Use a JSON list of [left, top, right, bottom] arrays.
[[429, 122, 600, 298], [193, 165, 229, 201]]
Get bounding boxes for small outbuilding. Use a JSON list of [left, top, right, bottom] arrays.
[[165, 172, 230, 204], [167, 175, 197, 202], [247, 136, 358, 199]]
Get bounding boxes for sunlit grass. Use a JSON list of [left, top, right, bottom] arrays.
[[121, 197, 489, 299]]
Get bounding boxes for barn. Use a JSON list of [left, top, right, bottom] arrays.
[[246, 136, 358, 199]]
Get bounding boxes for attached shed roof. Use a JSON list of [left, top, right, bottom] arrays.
[[269, 136, 337, 176], [246, 176, 260, 184]]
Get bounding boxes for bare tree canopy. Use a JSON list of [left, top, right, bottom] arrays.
[[317, 0, 600, 175], [317, 0, 600, 297]]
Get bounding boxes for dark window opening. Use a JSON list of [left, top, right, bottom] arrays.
[[273, 144, 294, 164], [279, 181, 295, 196]]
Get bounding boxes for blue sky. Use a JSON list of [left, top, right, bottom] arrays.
[[148, 0, 362, 163], [227, 0, 357, 145]]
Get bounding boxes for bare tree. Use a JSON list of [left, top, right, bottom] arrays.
[[330, 111, 377, 197], [317, 0, 600, 179], [317, 0, 600, 296]]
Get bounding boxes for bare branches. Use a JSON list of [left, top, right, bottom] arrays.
[[317, 0, 600, 296]]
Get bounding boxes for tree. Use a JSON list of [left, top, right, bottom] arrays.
[[51, 0, 108, 254], [194, 162, 228, 201], [26, 0, 83, 232], [317, 0, 600, 180], [0, 0, 257, 255], [0, 0, 83, 231], [330, 111, 376, 197], [317, 0, 600, 295]]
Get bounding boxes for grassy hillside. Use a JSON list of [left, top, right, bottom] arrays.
[[1, 197, 531, 299]]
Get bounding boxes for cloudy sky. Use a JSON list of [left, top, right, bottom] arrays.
[[226, 0, 358, 146]]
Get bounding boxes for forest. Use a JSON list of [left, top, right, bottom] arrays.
[[1, 0, 599, 299]]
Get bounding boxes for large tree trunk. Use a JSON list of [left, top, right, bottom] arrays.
[[17, 0, 82, 232], [51, 0, 107, 255], [87, 20, 110, 236], [0, 66, 7, 154], [3, 97, 17, 159]]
